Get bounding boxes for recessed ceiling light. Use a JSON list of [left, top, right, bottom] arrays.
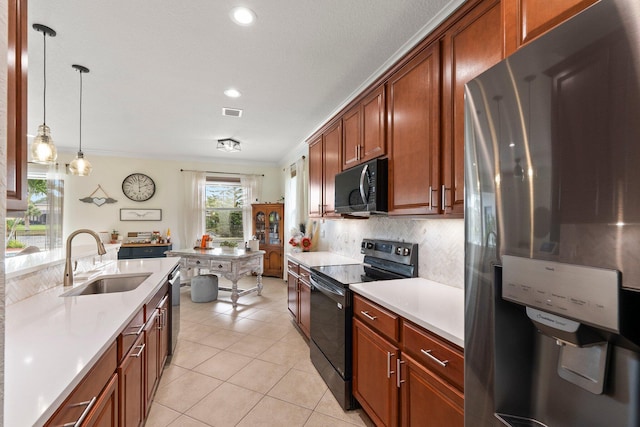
[[230, 7, 256, 26], [224, 88, 241, 98]]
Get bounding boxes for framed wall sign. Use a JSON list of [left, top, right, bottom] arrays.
[[120, 208, 162, 221]]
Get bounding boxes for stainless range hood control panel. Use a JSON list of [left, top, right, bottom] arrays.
[[502, 255, 620, 332]]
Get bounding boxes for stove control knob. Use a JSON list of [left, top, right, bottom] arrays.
[[402, 248, 410, 256], [395, 247, 402, 255], [366, 242, 374, 249]]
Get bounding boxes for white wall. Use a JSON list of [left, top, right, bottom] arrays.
[[59, 153, 283, 249]]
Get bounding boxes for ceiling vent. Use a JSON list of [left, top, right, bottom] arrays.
[[222, 107, 243, 118]]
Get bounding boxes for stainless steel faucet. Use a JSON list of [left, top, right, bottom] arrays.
[[64, 229, 107, 287]]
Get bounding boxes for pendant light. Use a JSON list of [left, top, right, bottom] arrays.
[[68, 65, 92, 176], [31, 24, 58, 164]]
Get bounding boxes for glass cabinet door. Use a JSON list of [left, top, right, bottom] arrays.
[[269, 211, 281, 245], [255, 211, 266, 244]]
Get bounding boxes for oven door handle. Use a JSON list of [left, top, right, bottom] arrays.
[[310, 276, 345, 306]]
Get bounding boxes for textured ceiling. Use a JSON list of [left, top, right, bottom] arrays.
[[27, 0, 461, 166]]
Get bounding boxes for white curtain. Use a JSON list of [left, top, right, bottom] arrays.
[[294, 157, 308, 230], [241, 174, 263, 242], [182, 171, 206, 247], [45, 165, 64, 251]]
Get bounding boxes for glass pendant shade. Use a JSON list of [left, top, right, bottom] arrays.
[[68, 151, 92, 176], [70, 64, 92, 176], [31, 124, 58, 163], [32, 24, 58, 164]]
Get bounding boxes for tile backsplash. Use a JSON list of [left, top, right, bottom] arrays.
[[313, 217, 464, 289], [5, 249, 119, 305]]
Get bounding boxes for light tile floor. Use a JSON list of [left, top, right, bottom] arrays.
[[146, 276, 374, 427]]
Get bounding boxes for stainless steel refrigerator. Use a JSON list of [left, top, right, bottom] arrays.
[[464, 0, 640, 425]]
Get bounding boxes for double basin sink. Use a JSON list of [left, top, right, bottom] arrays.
[[61, 272, 152, 297]]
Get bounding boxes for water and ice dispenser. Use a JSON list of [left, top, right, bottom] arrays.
[[494, 256, 640, 426]]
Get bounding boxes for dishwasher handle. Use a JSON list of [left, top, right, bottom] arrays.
[[310, 276, 345, 305], [168, 265, 180, 285]]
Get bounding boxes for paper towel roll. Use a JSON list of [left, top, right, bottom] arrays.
[[249, 240, 259, 251]]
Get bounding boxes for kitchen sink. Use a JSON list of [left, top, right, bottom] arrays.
[[61, 273, 152, 297]]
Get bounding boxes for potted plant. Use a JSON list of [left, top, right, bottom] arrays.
[[219, 241, 238, 252], [110, 230, 119, 243]]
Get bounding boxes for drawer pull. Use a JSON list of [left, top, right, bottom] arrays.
[[62, 396, 97, 427], [124, 323, 145, 336], [361, 311, 377, 321], [387, 352, 395, 378], [421, 349, 448, 367], [396, 358, 405, 388], [217, 264, 223, 268], [131, 343, 146, 358]]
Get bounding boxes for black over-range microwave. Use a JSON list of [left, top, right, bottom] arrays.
[[334, 158, 388, 215]]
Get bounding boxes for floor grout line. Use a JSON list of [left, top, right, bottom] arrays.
[[147, 276, 373, 427]]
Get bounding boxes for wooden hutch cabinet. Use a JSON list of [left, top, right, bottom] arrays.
[[252, 203, 284, 278]]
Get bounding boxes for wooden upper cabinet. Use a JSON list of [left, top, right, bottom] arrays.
[[308, 136, 323, 218], [323, 121, 342, 216], [342, 85, 386, 170], [387, 43, 441, 216], [7, 0, 28, 211], [441, 0, 503, 216], [308, 122, 341, 218], [505, 0, 598, 54]]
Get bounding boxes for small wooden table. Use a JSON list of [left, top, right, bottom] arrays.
[[165, 248, 264, 308]]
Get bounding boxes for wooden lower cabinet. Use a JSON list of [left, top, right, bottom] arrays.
[[118, 332, 146, 427], [85, 373, 119, 427], [286, 259, 311, 339], [45, 342, 118, 427], [400, 354, 464, 426], [353, 317, 400, 427], [146, 293, 170, 415], [46, 284, 172, 426], [353, 295, 463, 427], [144, 310, 160, 415]]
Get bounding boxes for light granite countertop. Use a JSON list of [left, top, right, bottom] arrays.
[[4, 257, 181, 427], [350, 278, 464, 348], [287, 251, 362, 267], [288, 251, 464, 347]]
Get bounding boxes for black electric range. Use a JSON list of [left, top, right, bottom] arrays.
[[308, 238, 418, 410]]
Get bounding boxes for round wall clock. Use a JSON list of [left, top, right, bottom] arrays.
[[122, 173, 156, 202]]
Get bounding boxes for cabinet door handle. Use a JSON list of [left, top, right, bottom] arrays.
[[441, 185, 452, 210], [387, 352, 395, 378], [421, 349, 449, 367], [396, 358, 405, 388], [157, 309, 163, 330], [429, 186, 438, 209], [131, 343, 145, 358], [62, 396, 97, 427], [360, 311, 377, 321], [124, 324, 145, 336]]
